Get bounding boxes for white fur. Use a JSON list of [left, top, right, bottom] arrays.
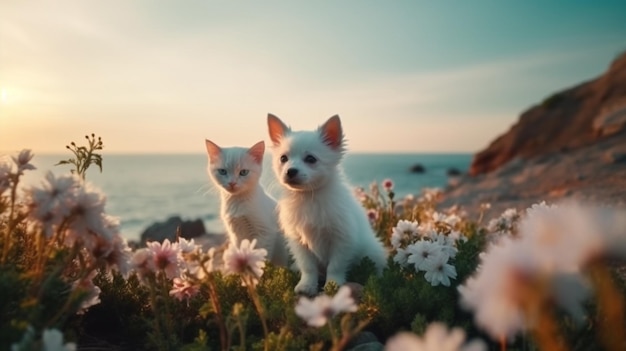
[[205, 140, 289, 267], [267, 115, 388, 295]]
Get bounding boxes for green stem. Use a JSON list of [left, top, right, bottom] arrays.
[[201, 265, 229, 351], [244, 275, 269, 351]]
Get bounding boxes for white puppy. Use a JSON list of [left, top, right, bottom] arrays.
[[267, 114, 388, 295]]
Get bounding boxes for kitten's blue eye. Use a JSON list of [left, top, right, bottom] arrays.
[[280, 155, 288, 163], [217, 169, 227, 175], [239, 169, 249, 176], [304, 155, 317, 164]]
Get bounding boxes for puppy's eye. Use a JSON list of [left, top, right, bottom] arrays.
[[217, 168, 227, 175], [304, 155, 317, 164], [239, 169, 249, 176], [280, 155, 288, 163]]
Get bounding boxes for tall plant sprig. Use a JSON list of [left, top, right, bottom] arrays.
[[56, 133, 103, 180]]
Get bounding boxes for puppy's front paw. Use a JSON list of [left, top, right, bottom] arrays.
[[294, 278, 319, 296]]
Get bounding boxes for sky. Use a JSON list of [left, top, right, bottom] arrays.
[[1, 1, 625, 154]]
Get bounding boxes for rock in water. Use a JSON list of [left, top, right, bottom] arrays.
[[140, 216, 206, 244], [409, 163, 425, 173]]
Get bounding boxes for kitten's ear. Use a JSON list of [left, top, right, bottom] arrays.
[[267, 113, 290, 145], [318, 115, 344, 150], [248, 141, 265, 164], [205, 139, 222, 160]]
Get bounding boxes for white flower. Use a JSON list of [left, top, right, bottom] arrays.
[[65, 183, 110, 247], [393, 247, 410, 267], [458, 237, 537, 339], [42, 328, 76, 351], [406, 240, 441, 272], [189, 247, 217, 280], [26, 172, 80, 237], [391, 220, 419, 249], [295, 285, 357, 327], [423, 252, 457, 287], [385, 323, 486, 351], [12, 149, 36, 175], [223, 239, 267, 286], [178, 237, 198, 254], [147, 239, 182, 279]]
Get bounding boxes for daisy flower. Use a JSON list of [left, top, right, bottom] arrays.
[[130, 248, 156, 281], [385, 323, 486, 351], [391, 220, 419, 249], [170, 277, 200, 301], [12, 149, 36, 175], [406, 240, 441, 272], [147, 239, 181, 279], [223, 239, 267, 286], [295, 285, 357, 327], [423, 252, 457, 287]]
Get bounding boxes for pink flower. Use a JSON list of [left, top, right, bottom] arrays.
[[223, 239, 267, 286], [130, 248, 155, 281], [72, 271, 101, 314], [385, 323, 486, 351], [147, 239, 181, 279], [169, 277, 200, 301], [26, 172, 80, 237], [367, 209, 379, 224], [382, 178, 394, 192]]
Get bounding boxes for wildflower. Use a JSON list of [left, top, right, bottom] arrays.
[[26, 172, 80, 237], [366, 208, 379, 224], [385, 323, 486, 351], [178, 237, 197, 254], [382, 178, 394, 192], [369, 181, 380, 199], [42, 328, 76, 351], [189, 247, 217, 280], [295, 285, 357, 327], [390, 219, 419, 249], [223, 239, 267, 286], [72, 271, 101, 314], [65, 183, 110, 246], [130, 248, 155, 281], [486, 208, 520, 234], [423, 252, 457, 287], [406, 240, 439, 271], [421, 188, 442, 202], [393, 247, 410, 266], [458, 237, 532, 339], [12, 149, 36, 175], [147, 239, 181, 279], [170, 277, 200, 301], [93, 233, 132, 277]]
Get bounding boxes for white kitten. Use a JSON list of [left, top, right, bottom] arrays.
[[205, 139, 289, 267], [267, 114, 388, 295]]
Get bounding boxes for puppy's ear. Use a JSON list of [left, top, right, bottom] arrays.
[[248, 141, 265, 164], [319, 115, 344, 150], [267, 114, 290, 145], [205, 139, 222, 161]]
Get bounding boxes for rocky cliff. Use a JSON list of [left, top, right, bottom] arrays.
[[470, 52, 626, 176]]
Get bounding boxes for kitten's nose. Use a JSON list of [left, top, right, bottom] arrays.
[[228, 182, 236, 188], [286, 168, 299, 179]]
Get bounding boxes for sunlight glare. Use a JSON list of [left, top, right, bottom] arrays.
[[0, 88, 6, 104]]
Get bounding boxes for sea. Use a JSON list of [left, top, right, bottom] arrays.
[[19, 153, 472, 241]]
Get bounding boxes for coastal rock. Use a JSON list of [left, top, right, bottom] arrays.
[[409, 163, 425, 173], [440, 51, 626, 218], [470, 52, 626, 176], [447, 167, 462, 177], [140, 216, 206, 244]]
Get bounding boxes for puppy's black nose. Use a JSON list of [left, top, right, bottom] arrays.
[[286, 168, 299, 179]]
